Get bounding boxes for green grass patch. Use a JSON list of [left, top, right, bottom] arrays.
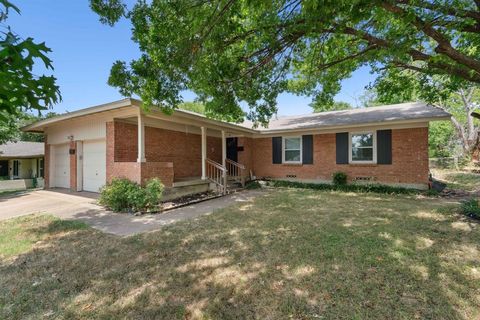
[[0, 191, 479, 319], [0, 215, 87, 259], [245, 180, 262, 189]]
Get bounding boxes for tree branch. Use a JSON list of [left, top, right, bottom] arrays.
[[396, 0, 480, 21], [382, 2, 480, 75], [342, 26, 480, 83]]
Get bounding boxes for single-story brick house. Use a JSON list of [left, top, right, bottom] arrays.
[[22, 98, 450, 194]]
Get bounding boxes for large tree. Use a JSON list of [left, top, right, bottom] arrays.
[[368, 68, 480, 157], [91, 0, 480, 124], [0, 111, 56, 144], [0, 1, 60, 122]]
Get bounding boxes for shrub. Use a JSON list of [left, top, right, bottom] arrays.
[[144, 178, 164, 211], [99, 178, 164, 213], [268, 179, 418, 195], [99, 178, 141, 212], [245, 180, 261, 189], [460, 198, 480, 220], [332, 171, 347, 185], [425, 189, 440, 197]]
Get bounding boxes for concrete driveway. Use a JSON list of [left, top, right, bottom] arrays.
[[0, 188, 265, 236]]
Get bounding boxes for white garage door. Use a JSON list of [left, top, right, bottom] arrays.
[[83, 140, 106, 192], [53, 144, 70, 188]]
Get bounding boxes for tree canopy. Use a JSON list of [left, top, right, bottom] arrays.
[[365, 67, 479, 157], [178, 102, 205, 114], [0, 111, 56, 144], [0, 1, 60, 122], [312, 100, 352, 112], [91, 0, 480, 125]]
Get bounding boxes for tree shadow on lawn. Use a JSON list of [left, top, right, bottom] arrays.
[[0, 190, 479, 319]]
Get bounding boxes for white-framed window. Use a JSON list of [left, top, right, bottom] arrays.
[[349, 131, 376, 163], [282, 136, 302, 164]]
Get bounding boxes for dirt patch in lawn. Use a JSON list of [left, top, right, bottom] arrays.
[[0, 190, 479, 319]]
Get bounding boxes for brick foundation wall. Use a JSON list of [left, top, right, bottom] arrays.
[[252, 127, 429, 187], [108, 161, 142, 184], [140, 162, 174, 186]]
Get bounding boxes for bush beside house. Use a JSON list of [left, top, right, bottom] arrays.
[[99, 178, 164, 213], [332, 172, 347, 185]]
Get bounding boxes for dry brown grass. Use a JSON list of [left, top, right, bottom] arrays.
[[431, 168, 480, 192], [1, 190, 479, 319]]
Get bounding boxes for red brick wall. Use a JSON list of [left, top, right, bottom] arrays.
[[106, 121, 221, 186], [140, 162, 174, 186], [252, 128, 429, 187], [238, 137, 253, 177], [144, 126, 221, 178], [114, 121, 138, 162], [108, 161, 142, 184], [69, 141, 77, 191], [107, 121, 141, 184]]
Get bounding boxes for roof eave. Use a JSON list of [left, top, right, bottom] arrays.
[[21, 98, 136, 132], [253, 115, 452, 135]]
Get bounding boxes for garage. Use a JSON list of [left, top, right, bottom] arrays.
[[53, 143, 70, 188], [82, 140, 106, 192]]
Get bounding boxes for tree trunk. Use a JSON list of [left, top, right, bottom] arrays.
[[458, 88, 479, 156]]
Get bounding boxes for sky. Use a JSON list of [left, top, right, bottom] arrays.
[[9, 1, 377, 117]]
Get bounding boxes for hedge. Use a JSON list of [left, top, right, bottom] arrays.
[[267, 179, 420, 195]]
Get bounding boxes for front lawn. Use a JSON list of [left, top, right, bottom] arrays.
[[1, 190, 479, 319], [431, 168, 480, 192]]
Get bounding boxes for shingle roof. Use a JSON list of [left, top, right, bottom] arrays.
[[22, 99, 451, 135], [0, 141, 44, 158], [240, 102, 451, 132]]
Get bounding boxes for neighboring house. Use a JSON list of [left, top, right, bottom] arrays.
[[22, 98, 450, 194], [0, 141, 45, 190]]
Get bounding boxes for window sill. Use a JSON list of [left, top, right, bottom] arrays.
[[282, 162, 303, 166], [348, 163, 377, 167]]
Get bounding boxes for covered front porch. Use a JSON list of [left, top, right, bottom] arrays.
[[106, 106, 253, 195]]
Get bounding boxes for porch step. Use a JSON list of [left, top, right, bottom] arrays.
[[209, 181, 244, 195], [172, 178, 208, 188]]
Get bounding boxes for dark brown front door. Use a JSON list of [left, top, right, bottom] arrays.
[[226, 137, 238, 162]]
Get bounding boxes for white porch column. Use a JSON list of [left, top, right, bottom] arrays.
[[221, 130, 226, 167], [201, 126, 207, 179], [137, 113, 146, 162]]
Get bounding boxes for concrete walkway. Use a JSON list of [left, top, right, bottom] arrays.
[[0, 189, 266, 236]]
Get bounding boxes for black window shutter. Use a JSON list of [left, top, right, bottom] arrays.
[[302, 135, 313, 164], [272, 137, 282, 164], [336, 132, 349, 164], [377, 129, 392, 164]]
